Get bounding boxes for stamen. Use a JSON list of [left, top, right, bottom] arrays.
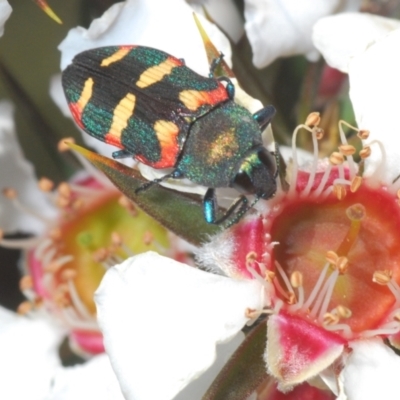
[[339, 144, 356, 156], [302, 262, 330, 311], [3, 188, 52, 224], [38, 177, 54, 192], [305, 112, 321, 127], [357, 129, 370, 140], [338, 120, 359, 178], [17, 301, 33, 315], [313, 163, 333, 197], [350, 176, 363, 193], [333, 184, 346, 200], [359, 146, 371, 159], [329, 152, 344, 165], [19, 275, 33, 291], [302, 127, 322, 197], [289, 124, 315, 194]]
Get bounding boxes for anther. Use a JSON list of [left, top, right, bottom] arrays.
[[326, 250, 339, 265], [287, 291, 296, 305], [111, 232, 123, 247], [38, 177, 54, 192], [373, 270, 392, 285], [336, 305, 352, 319], [350, 176, 362, 193], [339, 144, 356, 156], [333, 184, 347, 200], [359, 146, 371, 159], [329, 152, 344, 165], [246, 251, 258, 268], [17, 301, 33, 315], [265, 270, 275, 282], [58, 182, 72, 198], [290, 271, 303, 288], [58, 137, 75, 152], [19, 275, 33, 291], [93, 248, 109, 263], [143, 231, 154, 245], [323, 312, 340, 326], [357, 129, 370, 140], [61, 268, 77, 281], [305, 112, 320, 127], [314, 127, 324, 140], [336, 256, 349, 274], [3, 188, 17, 199]]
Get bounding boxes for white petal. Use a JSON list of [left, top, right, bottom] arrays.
[[347, 28, 400, 184], [313, 13, 400, 73], [190, 0, 244, 43], [244, 0, 361, 68], [174, 332, 244, 400], [341, 340, 400, 400], [0, 307, 63, 399], [47, 354, 124, 400], [95, 252, 264, 400], [0, 0, 11, 37], [59, 0, 231, 76], [0, 101, 57, 234]]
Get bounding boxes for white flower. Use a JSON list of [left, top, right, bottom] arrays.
[[95, 252, 264, 400], [0, 306, 123, 399], [312, 12, 400, 399], [0, 101, 57, 234], [244, 0, 361, 68], [0, 0, 11, 37]]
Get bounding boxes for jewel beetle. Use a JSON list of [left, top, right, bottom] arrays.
[[62, 45, 278, 225]]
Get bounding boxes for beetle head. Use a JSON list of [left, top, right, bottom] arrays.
[[232, 147, 277, 200]]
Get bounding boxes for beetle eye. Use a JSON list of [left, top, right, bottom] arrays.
[[232, 169, 255, 193]]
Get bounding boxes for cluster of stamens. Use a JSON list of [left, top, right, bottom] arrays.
[[242, 112, 400, 341]]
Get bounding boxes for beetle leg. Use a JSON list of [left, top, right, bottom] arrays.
[[135, 169, 184, 193], [112, 149, 133, 159], [203, 188, 249, 225], [253, 105, 276, 131], [209, 52, 225, 77]]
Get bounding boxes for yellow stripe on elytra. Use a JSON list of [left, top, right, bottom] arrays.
[[101, 47, 131, 67], [77, 77, 94, 111], [179, 90, 205, 111], [136, 58, 178, 88], [109, 93, 137, 138], [153, 120, 179, 144]]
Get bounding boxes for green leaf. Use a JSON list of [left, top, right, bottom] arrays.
[[69, 143, 221, 246], [203, 319, 269, 400]]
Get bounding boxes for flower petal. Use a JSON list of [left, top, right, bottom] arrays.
[[342, 340, 400, 400], [59, 0, 231, 76], [95, 252, 264, 400], [0, 0, 11, 37], [244, 0, 361, 68], [0, 101, 57, 234], [47, 354, 124, 400], [347, 28, 400, 184], [0, 307, 63, 399], [266, 312, 345, 388], [313, 13, 400, 73]]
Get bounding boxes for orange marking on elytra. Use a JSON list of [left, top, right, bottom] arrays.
[[179, 84, 228, 111], [152, 120, 180, 168]]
